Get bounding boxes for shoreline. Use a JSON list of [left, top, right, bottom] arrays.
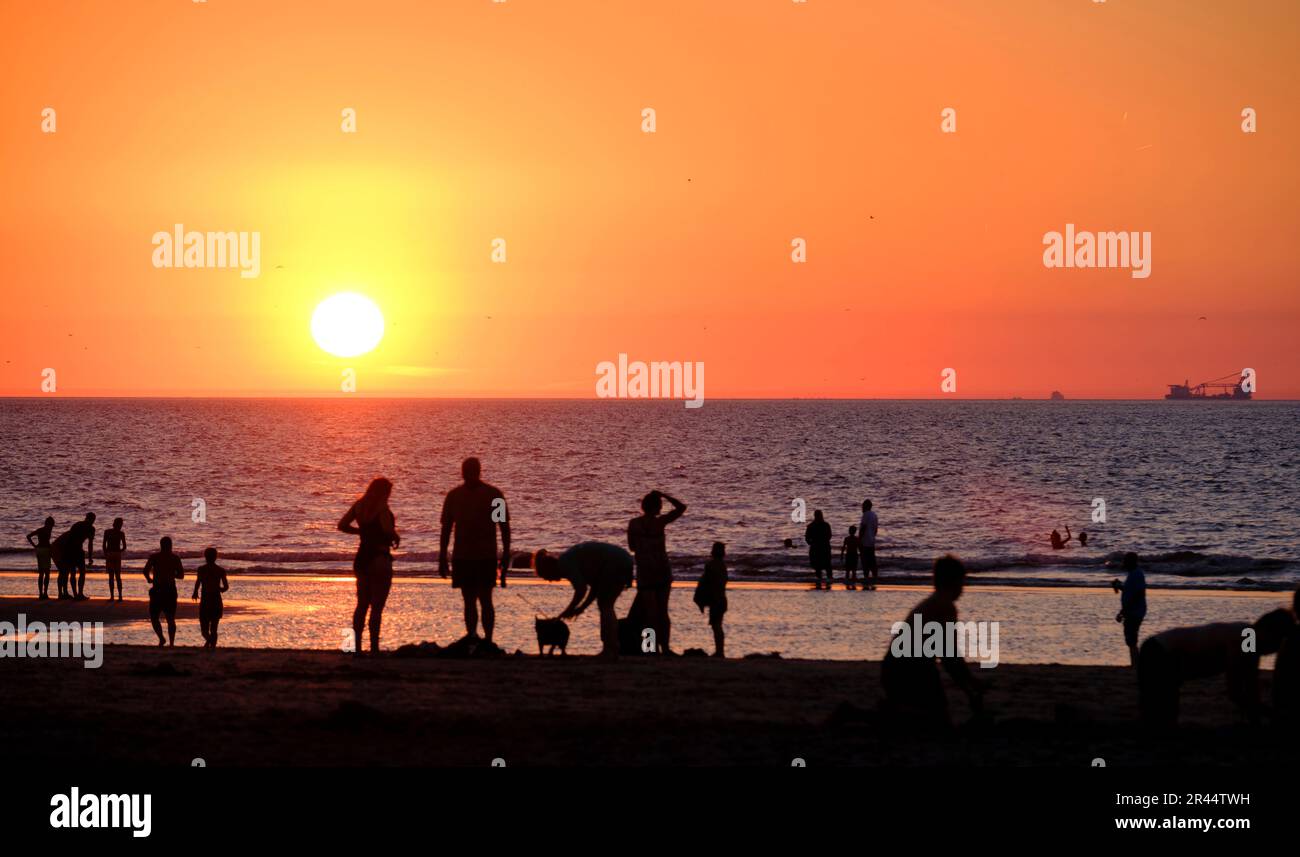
[[3, 568, 1296, 593]]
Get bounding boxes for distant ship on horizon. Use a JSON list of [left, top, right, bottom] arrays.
[[1165, 373, 1252, 400]]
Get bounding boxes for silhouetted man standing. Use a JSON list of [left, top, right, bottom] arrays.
[[439, 457, 510, 643]]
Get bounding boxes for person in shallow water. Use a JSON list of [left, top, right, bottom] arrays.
[[191, 547, 230, 648], [804, 510, 833, 588], [534, 542, 634, 658], [26, 516, 55, 599], [339, 477, 400, 654], [1049, 526, 1073, 550]]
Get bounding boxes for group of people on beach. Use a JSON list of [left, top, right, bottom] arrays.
[[339, 457, 723, 659], [800, 500, 880, 590], [27, 458, 1300, 732], [26, 514, 231, 647]]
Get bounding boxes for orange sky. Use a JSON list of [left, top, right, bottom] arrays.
[[2, 0, 1297, 399]]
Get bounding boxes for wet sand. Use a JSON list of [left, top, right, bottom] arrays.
[[0, 595, 259, 627], [1, 643, 1296, 766]]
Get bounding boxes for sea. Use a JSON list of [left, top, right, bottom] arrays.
[[1, 398, 1295, 663]]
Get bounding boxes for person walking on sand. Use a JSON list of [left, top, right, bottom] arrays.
[[339, 477, 400, 653], [627, 490, 686, 654], [439, 458, 510, 643], [102, 518, 126, 601], [805, 510, 832, 589], [1138, 608, 1294, 728], [692, 541, 729, 657], [881, 555, 987, 729], [840, 524, 861, 590], [142, 536, 184, 646], [535, 542, 634, 658], [859, 499, 879, 589], [1110, 552, 1146, 667], [51, 513, 95, 600], [191, 547, 230, 648], [26, 516, 55, 599]]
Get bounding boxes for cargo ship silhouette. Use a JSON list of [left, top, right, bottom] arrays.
[[1165, 373, 1252, 400]]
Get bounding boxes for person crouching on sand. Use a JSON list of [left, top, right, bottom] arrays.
[[192, 547, 230, 648], [142, 536, 184, 646], [881, 555, 987, 729], [535, 542, 634, 659], [1138, 608, 1295, 728], [1111, 552, 1146, 667], [692, 541, 728, 657]]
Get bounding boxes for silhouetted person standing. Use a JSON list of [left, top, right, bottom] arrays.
[[102, 518, 126, 601], [805, 510, 832, 588], [693, 541, 728, 657], [535, 542, 634, 658], [840, 525, 860, 589], [339, 477, 400, 653], [881, 555, 986, 729], [1111, 552, 1146, 667], [628, 490, 686, 654], [191, 547, 230, 648], [26, 516, 55, 599], [143, 536, 184, 646], [439, 458, 510, 643], [859, 500, 880, 589], [52, 513, 95, 600]]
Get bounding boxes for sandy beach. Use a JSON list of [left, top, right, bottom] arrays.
[[2, 630, 1295, 766]]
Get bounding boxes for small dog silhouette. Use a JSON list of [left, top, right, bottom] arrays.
[[535, 617, 569, 656]]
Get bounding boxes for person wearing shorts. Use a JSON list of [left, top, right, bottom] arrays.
[[52, 513, 96, 600], [102, 518, 126, 601], [26, 516, 55, 599], [439, 457, 510, 643], [191, 547, 230, 648], [143, 536, 184, 646]]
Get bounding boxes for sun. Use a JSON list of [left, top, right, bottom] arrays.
[[311, 292, 385, 358]]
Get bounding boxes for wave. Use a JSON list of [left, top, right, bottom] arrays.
[[4, 546, 1294, 587]]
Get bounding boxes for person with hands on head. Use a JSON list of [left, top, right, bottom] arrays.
[[627, 489, 686, 654]]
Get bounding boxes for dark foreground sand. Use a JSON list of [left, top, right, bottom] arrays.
[[3, 637, 1298, 766]]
